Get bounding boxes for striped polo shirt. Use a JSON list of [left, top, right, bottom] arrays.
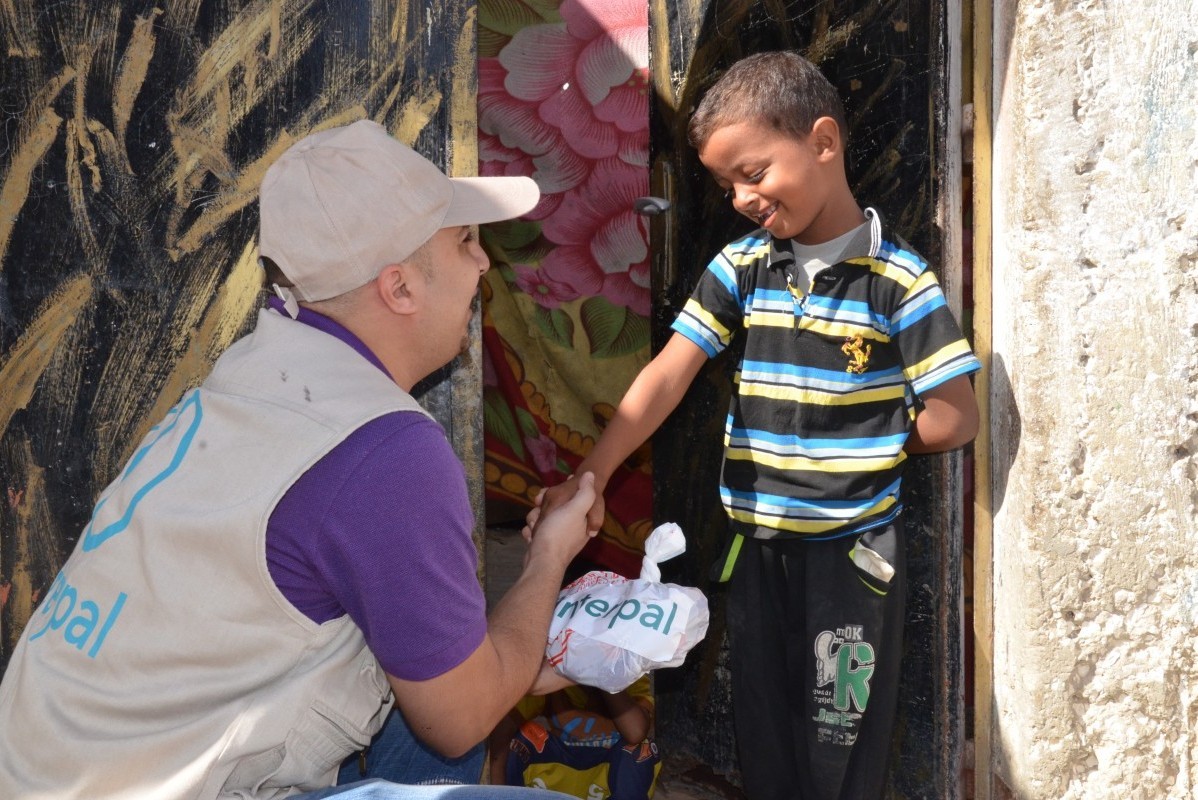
[[671, 210, 981, 540]]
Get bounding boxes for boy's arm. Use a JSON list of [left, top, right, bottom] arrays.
[[531, 333, 709, 533], [602, 689, 652, 744], [487, 708, 525, 784], [904, 374, 979, 453]]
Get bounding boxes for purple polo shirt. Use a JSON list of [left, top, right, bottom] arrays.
[[263, 299, 487, 681]]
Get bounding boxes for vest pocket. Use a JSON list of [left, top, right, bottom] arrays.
[[219, 656, 392, 797], [219, 703, 385, 797]]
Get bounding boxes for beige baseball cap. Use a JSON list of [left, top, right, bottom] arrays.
[[258, 119, 539, 304]]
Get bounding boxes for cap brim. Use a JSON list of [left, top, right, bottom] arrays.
[[444, 176, 540, 227]]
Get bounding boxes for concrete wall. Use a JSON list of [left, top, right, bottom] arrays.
[[989, 1, 1198, 797]]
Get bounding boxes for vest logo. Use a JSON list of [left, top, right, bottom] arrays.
[[814, 626, 875, 714], [26, 570, 127, 658], [82, 391, 203, 552]]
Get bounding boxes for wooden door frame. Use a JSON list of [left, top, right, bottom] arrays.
[[970, 0, 996, 794]]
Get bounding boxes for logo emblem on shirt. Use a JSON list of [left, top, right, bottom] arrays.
[[841, 334, 872, 374]]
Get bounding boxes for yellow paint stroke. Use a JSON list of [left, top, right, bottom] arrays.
[[191, 0, 275, 101], [389, 0, 410, 44], [164, 127, 236, 257], [4, 437, 54, 645], [167, 103, 373, 260], [119, 240, 263, 464], [168, 129, 301, 258], [449, 7, 478, 173], [69, 43, 99, 185], [268, 0, 281, 57], [0, 68, 75, 272], [190, 0, 315, 103], [56, 42, 105, 262], [164, 0, 323, 257], [113, 7, 162, 172], [650, 0, 677, 109], [393, 90, 444, 149], [1, 0, 39, 58], [85, 118, 126, 178], [0, 273, 95, 436], [163, 0, 203, 35], [806, 21, 859, 66], [65, 118, 102, 259]]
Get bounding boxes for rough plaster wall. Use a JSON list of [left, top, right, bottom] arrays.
[[990, 1, 1198, 798]]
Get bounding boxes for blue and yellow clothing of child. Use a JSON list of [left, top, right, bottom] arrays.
[[497, 677, 660, 800]]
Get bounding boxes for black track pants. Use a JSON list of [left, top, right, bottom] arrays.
[[726, 520, 907, 800]]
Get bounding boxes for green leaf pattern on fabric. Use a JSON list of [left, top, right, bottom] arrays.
[[533, 305, 576, 349], [581, 296, 650, 358], [484, 386, 526, 460]]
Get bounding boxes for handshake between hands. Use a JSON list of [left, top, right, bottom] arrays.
[[523, 472, 609, 546]]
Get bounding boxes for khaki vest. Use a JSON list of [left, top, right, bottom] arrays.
[[0, 310, 430, 799]]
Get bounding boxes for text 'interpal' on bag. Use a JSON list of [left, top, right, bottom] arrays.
[[553, 592, 681, 635]]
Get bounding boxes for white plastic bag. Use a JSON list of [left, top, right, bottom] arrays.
[[545, 522, 710, 693]]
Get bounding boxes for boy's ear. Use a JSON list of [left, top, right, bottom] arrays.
[[810, 116, 843, 161], [376, 262, 420, 315]]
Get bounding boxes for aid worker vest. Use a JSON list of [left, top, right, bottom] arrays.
[[0, 309, 430, 799]]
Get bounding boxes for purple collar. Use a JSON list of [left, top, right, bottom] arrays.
[[266, 296, 392, 380]]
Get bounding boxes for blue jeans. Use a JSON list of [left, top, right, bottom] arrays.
[[291, 710, 573, 799], [297, 781, 574, 799], [336, 708, 485, 786]]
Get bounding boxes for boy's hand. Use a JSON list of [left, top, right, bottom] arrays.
[[523, 474, 607, 541], [522, 472, 598, 569]]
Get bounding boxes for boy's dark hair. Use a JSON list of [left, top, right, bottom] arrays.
[[687, 51, 848, 151]]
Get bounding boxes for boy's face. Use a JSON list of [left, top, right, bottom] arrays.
[[698, 120, 836, 243]]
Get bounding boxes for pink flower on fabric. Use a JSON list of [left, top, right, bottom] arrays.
[[525, 433, 561, 473], [539, 157, 649, 315], [512, 263, 579, 309], [505, 0, 649, 164], [479, 59, 573, 222], [479, 0, 649, 313]]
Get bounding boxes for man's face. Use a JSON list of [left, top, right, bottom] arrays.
[[698, 120, 833, 244], [418, 225, 490, 358]]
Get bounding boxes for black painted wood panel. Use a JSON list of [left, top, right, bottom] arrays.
[[0, 0, 481, 668]]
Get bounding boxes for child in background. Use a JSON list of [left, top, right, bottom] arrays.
[[532, 50, 981, 799], [488, 674, 659, 799]]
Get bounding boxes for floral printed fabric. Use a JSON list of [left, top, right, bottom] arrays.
[[479, 0, 652, 575]]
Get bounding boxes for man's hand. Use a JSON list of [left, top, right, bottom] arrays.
[[524, 474, 607, 542], [522, 472, 599, 570], [529, 659, 575, 696], [388, 473, 597, 757]]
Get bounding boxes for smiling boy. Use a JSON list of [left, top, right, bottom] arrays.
[[533, 51, 980, 798]]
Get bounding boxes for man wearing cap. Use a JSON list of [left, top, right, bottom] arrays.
[[0, 120, 590, 799]]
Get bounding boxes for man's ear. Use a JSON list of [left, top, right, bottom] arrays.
[[810, 116, 843, 161], [376, 262, 420, 315]]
